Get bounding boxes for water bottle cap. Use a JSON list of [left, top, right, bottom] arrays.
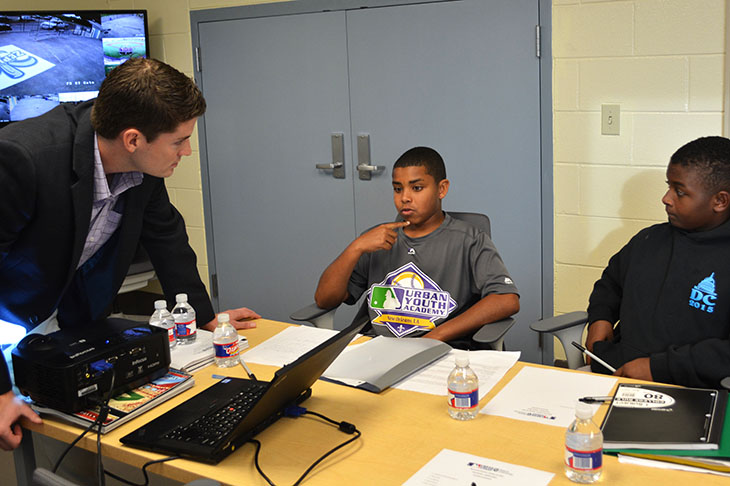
[[175, 293, 188, 303], [575, 400, 594, 419], [154, 300, 167, 310], [455, 355, 469, 367], [218, 313, 230, 323]]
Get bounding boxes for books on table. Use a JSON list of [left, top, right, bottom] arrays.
[[31, 369, 194, 434], [170, 329, 248, 373], [601, 383, 728, 450]]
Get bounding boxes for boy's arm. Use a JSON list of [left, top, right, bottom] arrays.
[[314, 221, 409, 309], [421, 293, 519, 343]]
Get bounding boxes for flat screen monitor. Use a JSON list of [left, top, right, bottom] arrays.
[[0, 10, 149, 126]]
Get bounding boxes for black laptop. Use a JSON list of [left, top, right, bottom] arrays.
[[120, 319, 366, 463]]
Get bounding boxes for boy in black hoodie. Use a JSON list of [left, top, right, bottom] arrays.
[[586, 136, 730, 387]]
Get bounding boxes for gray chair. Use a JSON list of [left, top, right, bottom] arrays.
[[529, 311, 589, 369], [32, 468, 221, 486], [290, 212, 516, 351]]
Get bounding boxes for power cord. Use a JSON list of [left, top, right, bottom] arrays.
[[103, 456, 181, 486], [52, 369, 116, 481], [249, 405, 361, 486]]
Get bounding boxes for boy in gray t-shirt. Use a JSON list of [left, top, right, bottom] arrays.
[[315, 147, 519, 346]]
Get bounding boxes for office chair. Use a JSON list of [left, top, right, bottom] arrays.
[[31, 468, 221, 486], [290, 212, 516, 351], [529, 311, 589, 369], [118, 245, 156, 294]]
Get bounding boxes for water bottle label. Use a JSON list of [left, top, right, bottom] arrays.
[[565, 446, 602, 471], [175, 319, 196, 337], [167, 327, 175, 343], [214, 341, 240, 358], [447, 388, 478, 410]]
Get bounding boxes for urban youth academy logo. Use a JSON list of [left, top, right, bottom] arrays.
[[689, 272, 717, 314], [367, 262, 456, 337]]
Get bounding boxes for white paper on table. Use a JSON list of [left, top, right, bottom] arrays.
[[617, 454, 730, 477], [392, 349, 520, 400], [479, 366, 617, 427], [403, 449, 554, 486], [240, 326, 338, 367]]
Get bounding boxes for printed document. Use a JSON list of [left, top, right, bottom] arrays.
[[393, 349, 520, 399], [479, 366, 616, 427], [241, 326, 339, 367], [403, 449, 554, 486]]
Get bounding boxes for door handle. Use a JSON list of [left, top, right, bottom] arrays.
[[315, 133, 345, 179], [356, 134, 384, 180]]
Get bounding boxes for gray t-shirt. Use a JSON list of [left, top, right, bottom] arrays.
[[347, 213, 519, 338]]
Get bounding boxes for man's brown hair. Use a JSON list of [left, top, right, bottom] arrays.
[[91, 58, 206, 142]]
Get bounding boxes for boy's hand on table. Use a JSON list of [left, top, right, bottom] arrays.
[[613, 358, 652, 381]]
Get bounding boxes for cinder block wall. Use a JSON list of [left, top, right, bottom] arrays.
[[552, 0, 725, 319]]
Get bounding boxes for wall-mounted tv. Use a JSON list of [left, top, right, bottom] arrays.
[[0, 10, 149, 125]]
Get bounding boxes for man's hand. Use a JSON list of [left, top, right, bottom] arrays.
[[0, 390, 42, 451], [614, 357, 653, 381], [352, 221, 410, 254], [203, 307, 261, 331]]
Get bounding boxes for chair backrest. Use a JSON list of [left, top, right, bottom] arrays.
[[447, 211, 491, 238]]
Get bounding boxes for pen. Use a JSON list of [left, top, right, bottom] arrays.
[[570, 341, 617, 373], [578, 396, 613, 404], [239, 356, 258, 381]]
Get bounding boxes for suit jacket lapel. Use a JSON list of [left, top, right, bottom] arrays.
[[67, 111, 96, 281]]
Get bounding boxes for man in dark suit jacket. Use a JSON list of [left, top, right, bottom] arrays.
[[0, 58, 259, 450]]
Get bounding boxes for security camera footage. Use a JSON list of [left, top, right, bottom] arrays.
[[0, 11, 148, 124]]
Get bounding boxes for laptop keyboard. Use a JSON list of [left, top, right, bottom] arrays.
[[163, 381, 268, 447]]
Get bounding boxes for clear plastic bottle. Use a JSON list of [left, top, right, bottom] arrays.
[[172, 293, 197, 345], [447, 355, 479, 420], [565, 401, 603, 483], [149, 299, 176, 349], [213, 313, 240, 368]]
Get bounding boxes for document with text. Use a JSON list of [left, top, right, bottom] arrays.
[[392, 349, 520, 399], [403, 448, 554, 486], [479, 366, 617, 427], [240, 326, 339, 367]]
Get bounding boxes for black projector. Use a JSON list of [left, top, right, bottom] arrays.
[[12, 317, 170, 413]]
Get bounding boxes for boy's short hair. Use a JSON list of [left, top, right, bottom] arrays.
[[91, 58, 206, 142], [670, 136, 730, 194], [393, 146, 446, 182]]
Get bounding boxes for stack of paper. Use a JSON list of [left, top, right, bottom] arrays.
[[603, 384, 730, 476], [31, 369, 194, 433], [170, 329, 248, 373]]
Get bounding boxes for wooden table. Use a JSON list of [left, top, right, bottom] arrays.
[[14, 319, 729, 485]]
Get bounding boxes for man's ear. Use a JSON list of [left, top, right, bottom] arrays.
[[121, 128, 144, 153], [713, 190, 730, 213], [438, 178, 450, 199]]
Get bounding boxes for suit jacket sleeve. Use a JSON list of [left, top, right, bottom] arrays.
[[138, 179, 215, 326]]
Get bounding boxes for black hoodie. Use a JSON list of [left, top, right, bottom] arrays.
[[587, 219, 730, 387]]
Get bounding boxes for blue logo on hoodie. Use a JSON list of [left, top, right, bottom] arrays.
[[689, 273, 717, 313]]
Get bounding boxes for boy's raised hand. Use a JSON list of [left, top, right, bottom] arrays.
[[353, 221, 410, 254]]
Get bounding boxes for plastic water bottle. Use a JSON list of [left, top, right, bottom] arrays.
[[149, 299, 176, 349], [213, 313, 240, 368], [565, 401, 603, 483], [172, 293, 197, 345], [447, 355, 479, 420]]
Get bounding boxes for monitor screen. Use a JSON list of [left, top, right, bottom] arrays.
[[0, 10, 149, 125]]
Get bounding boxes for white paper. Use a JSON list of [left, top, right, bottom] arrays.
[[170, 329, 248, 372], [393, 349, 520, 399], [617, 454, 730, 477], [403, 449, 554, 486], [240, 326, 339, 367], [479, 366, 617, 427]]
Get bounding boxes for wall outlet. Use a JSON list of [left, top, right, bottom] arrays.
[[601, 104, 620, 135]]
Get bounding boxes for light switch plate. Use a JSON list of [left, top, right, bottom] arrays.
[[601, 104, 620, 135]]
